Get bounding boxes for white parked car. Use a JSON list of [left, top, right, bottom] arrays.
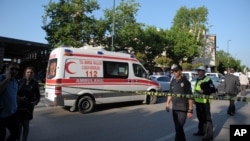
[[205, 72, 224, 79], [182, 71, 198, 82], [191, 76, 224, 94]]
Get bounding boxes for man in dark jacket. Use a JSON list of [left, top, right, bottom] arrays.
[[166, 64, 193, 141], [224, 68, 240, 116]]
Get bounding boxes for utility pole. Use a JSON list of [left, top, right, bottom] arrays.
[[111, 0, 115, 51], [227, 40, 231, 70]]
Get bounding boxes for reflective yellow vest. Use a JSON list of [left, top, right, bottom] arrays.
[[194, 76, 211, 103]]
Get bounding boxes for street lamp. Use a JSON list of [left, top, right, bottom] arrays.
[[227, 40, 231, 70], [111, 0, 115, 51]]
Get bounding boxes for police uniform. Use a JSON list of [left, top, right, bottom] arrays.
[[169, 71, 192, 141], [193, 66, 215, 141]]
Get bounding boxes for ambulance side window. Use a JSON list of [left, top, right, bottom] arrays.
[[103, 61, 128, 78], [133, 64, 147, 78], [47, 59, 57, 79]]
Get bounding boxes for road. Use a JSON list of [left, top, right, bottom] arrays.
[[29, 91, 250, 141]]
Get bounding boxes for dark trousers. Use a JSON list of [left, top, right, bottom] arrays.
[[195, 102, 213, 138], [172, 110, 187, 141], [0, 112, 20, 141], [240, 85, 247, 96], [228, 95, 236, 114], [18, 120, 30, 141]]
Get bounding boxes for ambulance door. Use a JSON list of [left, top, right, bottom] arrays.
[[45, 58, 58, 103], [103, 61, 131, 103], [130, 63, 149, 101]]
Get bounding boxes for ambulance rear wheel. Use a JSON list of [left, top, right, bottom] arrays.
[[78, 96, 94, 114]]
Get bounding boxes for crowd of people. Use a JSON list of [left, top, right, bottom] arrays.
[[0, 62, 40, 141], [166, 64, 249, 141], [0, 61, 249, 141]]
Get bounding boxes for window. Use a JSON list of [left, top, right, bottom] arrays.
[[103, 61, 128, 78], [47, 59, 57, 79], [157, 76, 170, 82], [133, 64, 148, 78]]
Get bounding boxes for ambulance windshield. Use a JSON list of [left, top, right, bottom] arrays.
[[47, 59, 57, 79], [133, 64, 148, 78]]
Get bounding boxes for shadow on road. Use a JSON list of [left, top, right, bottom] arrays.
[[62, 96, 167, 113]]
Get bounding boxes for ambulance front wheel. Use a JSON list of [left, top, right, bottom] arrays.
[[78, 96, 94, 114], [146, 94, 157, 104]]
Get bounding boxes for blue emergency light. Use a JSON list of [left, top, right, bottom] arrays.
[[64, 49, 73, 56], [97, 51, 104, 55]]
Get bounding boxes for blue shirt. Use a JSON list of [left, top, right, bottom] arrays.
[[0, 75, 18, 118]]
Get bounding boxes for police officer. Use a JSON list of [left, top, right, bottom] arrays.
[[193, 66, 216, 141], [166, 64, 193, 141]]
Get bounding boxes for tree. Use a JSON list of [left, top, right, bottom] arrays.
[[172, 6, 208, 44], [181, 63, 192, 70], [42, 0, 100, 48], [166, 28, 198, 64], [135, 52, 147, 65], [166, 6, 209, 64], [102, 0, 143, 51], [137, 26, 168, 64], [215, 50, 241, 72], [155, 56, 172, 70], [215, 50, 228, 72]]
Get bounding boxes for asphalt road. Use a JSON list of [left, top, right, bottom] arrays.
[[30, 90, 250, 141]]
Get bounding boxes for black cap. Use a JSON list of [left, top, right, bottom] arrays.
[[171, 64, 182, 71]]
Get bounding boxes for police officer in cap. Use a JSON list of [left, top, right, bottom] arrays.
[[166, 64, 194, 141], [193, 66, 216, 141]]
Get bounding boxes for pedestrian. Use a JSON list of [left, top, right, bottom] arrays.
[[17, 66, 40, 141], [224, 68, 240, 116], [238, 72, 249, 96], [0, 62, 20, 141], [166, 64, 194, 141], [193, 66, 215, 141]]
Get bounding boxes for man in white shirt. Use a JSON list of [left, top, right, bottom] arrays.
[[239, 72, 249, 96]]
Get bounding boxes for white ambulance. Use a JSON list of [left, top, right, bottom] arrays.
[[45, 46, 160, 113]]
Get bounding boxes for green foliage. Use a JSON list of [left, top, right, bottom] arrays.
[[172, 6, 208, 43], [166, 29, 198, 63], [167, 6, 208, 64], [135, 52, 147, 65], [192, 63, 205, 70], [42, 0, 100, 48], [155, 56, 172, 70], [41, 1, 246, 68], [215, 50, 242, 72], [103, 0, 142, 51], [217, 61, 225, 74], [181, 63, 192, 70], [138, 26, 168, 63]]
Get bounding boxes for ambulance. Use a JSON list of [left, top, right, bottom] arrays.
[[45, 46, 160, 114]]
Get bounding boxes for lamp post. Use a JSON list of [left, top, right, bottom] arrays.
[[111, 0, 115, 51], [227, 40, 231, 70]]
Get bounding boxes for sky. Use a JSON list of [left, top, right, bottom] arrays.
[[0, 0, 250, 68]]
